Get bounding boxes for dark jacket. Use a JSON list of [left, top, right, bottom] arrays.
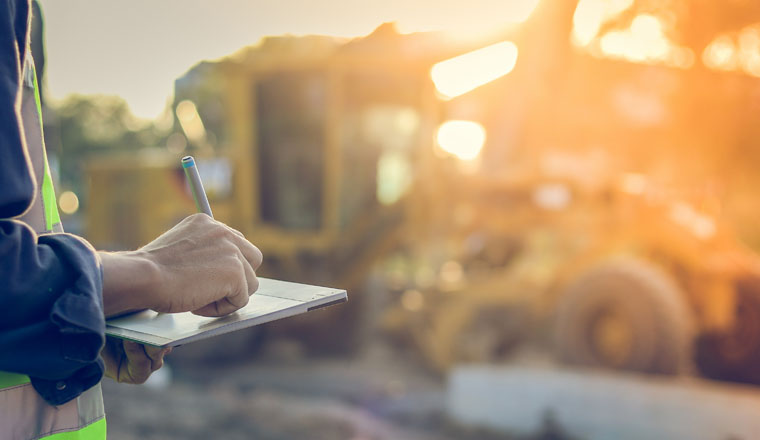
[[1, 0, 105, 406]]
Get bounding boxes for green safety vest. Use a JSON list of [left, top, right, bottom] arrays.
[[0, 53, 106, 440]]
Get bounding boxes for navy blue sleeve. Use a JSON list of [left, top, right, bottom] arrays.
[[0, 0, 36, 217], [0, 0, 106, 406], [0, 224, 106, 405]]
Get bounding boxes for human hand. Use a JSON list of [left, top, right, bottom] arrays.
[[100, 214, 263, 318], [141, 213, 263, 316], [102, 337, 171, 384]]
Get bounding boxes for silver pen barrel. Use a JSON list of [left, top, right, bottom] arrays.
[[182, 156, 213, 218]]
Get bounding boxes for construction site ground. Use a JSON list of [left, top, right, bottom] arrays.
[[102, 337, 760, 440], [102, 337, 564, 440]]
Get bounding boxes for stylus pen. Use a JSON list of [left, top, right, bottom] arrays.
[[181, 156, 213, 218]]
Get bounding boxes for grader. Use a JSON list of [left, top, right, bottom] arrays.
[[86, 3, 760, 382]]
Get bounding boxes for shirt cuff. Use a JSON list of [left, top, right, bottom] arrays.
[[41, 233, 105, 359], [31, 359, 104, 406], [33, 233, 106, 405]]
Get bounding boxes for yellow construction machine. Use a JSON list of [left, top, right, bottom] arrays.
[[86, 2, 760, 383]]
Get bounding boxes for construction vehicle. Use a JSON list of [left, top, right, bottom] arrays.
[[86, 1, 760, 382], [88, 26, 450, 351]]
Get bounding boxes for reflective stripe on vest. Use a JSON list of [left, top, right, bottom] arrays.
[[0, 375, 106, 440], [0, 54, 106, 440], [32, 58, 62, 233], [17, 53, 62, 234]]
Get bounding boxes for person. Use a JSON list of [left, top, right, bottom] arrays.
[[0, 1, 263, 438]]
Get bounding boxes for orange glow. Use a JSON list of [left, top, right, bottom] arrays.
[[669, 202, 716, 240], [402, 0, 541, 40], [601, 15, 669, 62], [572, 0, 634, 47], [702, 36, 738, 71], [436, 120, 486, 161], [702, 26, 760, 77], [494, 0, 541, 25], [738, 27, 760, 77], [431, 42, 518, 99], [669, 47, 696, 69], [573, 2, 693, 69], [619, 173, 648, 195], [597, 14, 692, 68]]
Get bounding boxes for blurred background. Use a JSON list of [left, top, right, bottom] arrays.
[[35, 0, 760, 438]]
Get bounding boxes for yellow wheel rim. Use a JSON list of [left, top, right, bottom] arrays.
[[591, 308, 634, 367]]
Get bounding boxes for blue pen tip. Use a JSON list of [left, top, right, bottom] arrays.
[[181, 156, 195, 168]]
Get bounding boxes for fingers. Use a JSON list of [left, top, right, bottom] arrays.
[[227, 226, 245, 240], [227, 229, 263, 271], [101, 337, 123, 382], [119, 341, 172, 384], [121, 341, 152, 384], [192, 297, 241, 317], [239, 250, 259, 295], [144, 345, 172, 372], [150, 214, 262, 316], [190, 213, 263, 270], [193, 265, 252, 317]]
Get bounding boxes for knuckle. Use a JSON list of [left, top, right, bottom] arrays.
[[223, 257, 242, 278], [187, 213, 206, 223], [236, 289, 251, 307], [209, 222, 227, 235], [222, 257, 246, 283], [249, 275, 260, 294], [220, 239, 237, 253], [235, 254, 247, 272], [251, 246, 264, 268], [223, 227, 238, 240]]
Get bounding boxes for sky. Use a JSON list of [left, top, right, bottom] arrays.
[[38, 0, 538, 120]]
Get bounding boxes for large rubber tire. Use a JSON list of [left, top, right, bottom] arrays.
[[695, 276, 760, 385], [554, 258, 693, 374]]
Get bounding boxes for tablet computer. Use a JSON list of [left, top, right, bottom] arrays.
[[105, 278, 347, 347]]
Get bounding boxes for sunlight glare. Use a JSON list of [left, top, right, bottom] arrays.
[[738, 27, 760, 77], [431, 42, 518, 99], [58, 191, 80, 215], [572, 0, 634, 47], [596, 14, 691, 68], [175, 100, 207, 143], [702, 26, 760, 77], [436, 120, 486, 161], [397, 0, 540, 40], [702, 36, 738, 71], [377, 152, 412, 205]]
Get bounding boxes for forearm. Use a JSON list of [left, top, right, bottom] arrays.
[[99, 250, 162, 317]]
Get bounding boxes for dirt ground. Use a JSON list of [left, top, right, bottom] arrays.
[[102, 339, 568, 440]]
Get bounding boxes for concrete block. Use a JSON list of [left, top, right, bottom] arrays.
[[447, 365, 760, 440]]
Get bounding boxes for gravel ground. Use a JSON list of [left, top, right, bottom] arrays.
[[102, 341, 567, 440], [100, 335, 760, 440], [103, 360, 440, 438]]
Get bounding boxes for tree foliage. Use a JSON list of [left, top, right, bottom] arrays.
[[48, 94, 170, 200]]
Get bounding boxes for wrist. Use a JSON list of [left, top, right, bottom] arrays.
[[100, 250, 162, 317]]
